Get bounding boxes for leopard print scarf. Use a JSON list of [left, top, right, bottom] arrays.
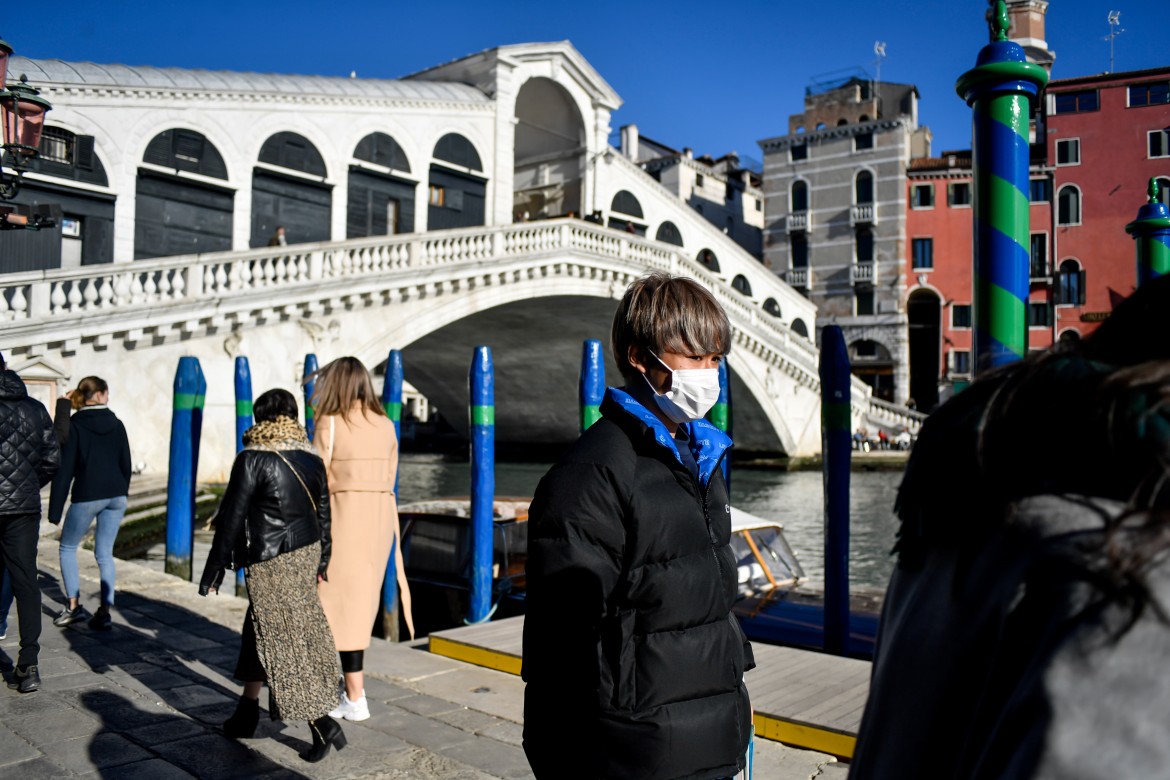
[[242, 416, 316, 454]]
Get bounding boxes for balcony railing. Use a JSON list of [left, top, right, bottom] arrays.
[[786, 267, 809, 288], [852, 262, 874, 284], [850, 203, 877, 226], [786, 210, 810, 232]]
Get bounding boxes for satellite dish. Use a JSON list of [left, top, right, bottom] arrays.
[[1107, 10, 1120, 24]]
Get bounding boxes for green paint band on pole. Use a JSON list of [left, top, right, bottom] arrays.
[[173, 393, 198, 410], [581, 404, 602, 429], [470, 405, 495, 426], [822, 401, 852, 432], [383, 401, 403, 421], [235, 400, 253, 417], [193, 393, 206, 410], [708, 402, 729, 432]]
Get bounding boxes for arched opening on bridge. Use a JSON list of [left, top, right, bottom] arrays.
[[348, 132, 415, 237], [655, 221, 683, 246], [763, 298, 782, 318], [732, 275, 752, 297], [791, 318, 809, 339], [251, 131, 331, 247], [698, 249, 719, 273], [0, 125, 114, 271], [513, 77, 585, 220], [429, 133, 487, 230], [908, 288, 941, 410], [608, 190, 645, 235], [136, 129, 233, 260], [850, 338, 895, 402]]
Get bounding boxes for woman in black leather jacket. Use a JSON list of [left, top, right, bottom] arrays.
[[199, 388, 345, 763]]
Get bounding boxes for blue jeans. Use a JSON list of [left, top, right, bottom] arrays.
[[59, 496, 127, 607]]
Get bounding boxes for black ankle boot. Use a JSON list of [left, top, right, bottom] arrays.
[[222, 695, 260, 739], [299, 715, 346, 762]]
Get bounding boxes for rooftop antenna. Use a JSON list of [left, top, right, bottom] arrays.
[[1105, 11, 1124, 74], [873, 41, 887, 88]]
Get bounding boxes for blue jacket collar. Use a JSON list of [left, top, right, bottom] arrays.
[[604, 387, 732, 487]]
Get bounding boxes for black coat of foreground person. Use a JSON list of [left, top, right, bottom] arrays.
[[849, 276, 1170, 779]]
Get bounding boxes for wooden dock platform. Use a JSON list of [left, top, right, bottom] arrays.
[[429, 615, 870, 759]]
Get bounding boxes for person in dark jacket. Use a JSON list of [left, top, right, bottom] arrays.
[[522, 272, 754, 780], [48, 376, 132, 632], [0, 355, 59, 693], [199, 388, 345, 763], [849, 276, 1170, 779]]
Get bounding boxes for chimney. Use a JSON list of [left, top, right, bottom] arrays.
[[683, 147, 693, 159], [620, 124, 639, 160]]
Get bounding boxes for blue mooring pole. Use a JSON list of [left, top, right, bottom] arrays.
[[165, 357, 203, 581], [233, 357, 253, 596], [579, 339, 604, 434], [1126, 177, 1170, 287], [819, 326, 852, 656], [468, 346, 495, 624], [708, 358, 733, 495], [381, 349, 404, 641], [303, 353, 319, 439]]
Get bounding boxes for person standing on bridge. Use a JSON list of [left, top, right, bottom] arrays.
[[523, 272, 754, 779], [311, 356, 412, 723]]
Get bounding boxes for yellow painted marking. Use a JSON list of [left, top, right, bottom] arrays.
[[429, 635, 522, 676], [753, 713, 856, 758]]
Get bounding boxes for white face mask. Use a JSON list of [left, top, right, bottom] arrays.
[[642, 351, 721, 424]]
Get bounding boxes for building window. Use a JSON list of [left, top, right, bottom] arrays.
[[952, 304, 972, 329], [791, 234, 809, 268], [948, 182, 971, 207], [725, 183, 736, 201], [1057, 186, 1082, 226], [953, 350, 971, 376], [1149, 130, 1170, 158], [755, 198, 762, 212], [856, 289, 875, 316], [1053, 89, 1099, 114], [1030, 233, 1048, 278], [790, 144, 807, 162], [1029, 178, 1051, 202], [791, 180, 809, 212], [856, 228, 874, 263], [1055, 138, 1081, 166], [1028, 302, 1050, 327], [429, 185, 445, 207], [911, 184, 934, 209], [855, 170, 874, 204], [854, 132, 873, 151], [695, 173, 705, 189], [1129, 82, 1170, 107], [912, 237, 933, 270], [1057, 259, 1085, 305]]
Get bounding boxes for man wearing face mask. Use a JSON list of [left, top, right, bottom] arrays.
[[522, 272, 755, 780]]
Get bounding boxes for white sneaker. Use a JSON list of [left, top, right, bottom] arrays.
[[328, 690, 370, 721]]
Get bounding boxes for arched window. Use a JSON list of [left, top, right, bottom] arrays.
[[698, 249, 719, 272], [837, 118, 849, 126], [858, 114, 870, 122], [815, 122, 827, 130], [791, 318, 809, 338], [1058, 329, 1081, 342], [655, 221, 683, 246], [433, 133, 483, 171], [1057, 259, 1085, 305], [856, 170, 874, 204], [856, 227, 874, 263], [353, 132, 410, 172], [146, 129, 228, 179], [1057, 185, 1081, 226], [791, 180, 809, 212], [732, 274, 752, 297], [259, 131, 326, 176], [350, 133, 415, 237], [610, 190, 643, 218], [763, 298, 782, 318], [32, 126, 109, 186]]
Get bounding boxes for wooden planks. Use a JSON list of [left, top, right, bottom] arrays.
[[428, 615, 871, 759]]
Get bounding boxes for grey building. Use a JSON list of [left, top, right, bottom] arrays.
[[759, 77, 931, 404]]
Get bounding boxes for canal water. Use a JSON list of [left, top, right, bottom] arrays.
[[398, 455, 903, 592]]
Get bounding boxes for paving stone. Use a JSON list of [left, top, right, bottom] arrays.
[[362, 676, 415, 702], [441, 735, 536, 780], [84, 757, 199, 779], [42, 732, 151, 774], [434, 706, 506, 734], [0, 755, 72, 779], [477, 718, 525, 747], [0, 726, 41, 767], [151, 733, 298, 780], [8, 705, 101, 746], [124, 715, 209, 746], [363, 705, 478, 752], [156, 683, 235, 710], [393, 692, 464, 717]]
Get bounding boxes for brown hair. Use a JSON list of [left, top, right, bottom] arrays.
[[71, 376, 109, 410], [610, 272, 731, 383], [309, 357, 384, 420]]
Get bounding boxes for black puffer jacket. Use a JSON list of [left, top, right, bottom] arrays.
[[0, 370, 59, 514], [199, 447, 332, 595], [523, 389, 754, 780]]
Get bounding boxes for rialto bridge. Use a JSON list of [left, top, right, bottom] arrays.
[[0, 43, 921, 479]]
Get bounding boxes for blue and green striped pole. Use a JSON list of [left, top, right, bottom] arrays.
[[579, 339, 604, 434], [468, 346, 495, 624], [956, 0, 1048, 374], [303, 353, 319, 439], [233, 357, 252, 596], [381, 349, 404, 641], [819, 326, 851, 656], [1125, 177, 1170, 287], [707, 358, 732, 494], [166, 357, 203, 581]]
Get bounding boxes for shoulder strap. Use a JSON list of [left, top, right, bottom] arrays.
[[265, 446, 318, 513]]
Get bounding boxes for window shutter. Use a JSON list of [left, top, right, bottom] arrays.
[[75, 135, 96, 171], [447, 188, 464, 212], [946, 185, 954, 207], [1078, 271, 1086, 305]]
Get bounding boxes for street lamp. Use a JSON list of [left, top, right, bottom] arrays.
[[0, 35, 52, 203]]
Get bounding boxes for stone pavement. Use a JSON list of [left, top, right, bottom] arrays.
[[0, 534, 846, 779]]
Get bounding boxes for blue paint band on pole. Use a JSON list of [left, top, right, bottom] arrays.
[[382, 349, 404, 641], [468, 345, 495, 624], [166, 356, 201, 581], [303, 353, 319, 440], [819, 326, 852, 656], [234, 356, 253, 595], [579, 339, 605, 434]]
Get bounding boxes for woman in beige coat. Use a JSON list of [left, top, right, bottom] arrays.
[[311, 357, 413, 722]]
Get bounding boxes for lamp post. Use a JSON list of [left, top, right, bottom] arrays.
[[0, 35, 54, 224]]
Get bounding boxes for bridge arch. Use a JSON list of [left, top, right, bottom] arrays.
[[348, 132, 416, 237], [513, 77, 585, 220], [252, 131, 332, 247]]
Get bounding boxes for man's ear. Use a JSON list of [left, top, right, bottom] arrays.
[[627, 344, 648, 375]]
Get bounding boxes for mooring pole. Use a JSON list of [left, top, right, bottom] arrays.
[[1125, 177, 1170, 287], [956, 0, 1048, 375], [820, 326, 852, 656], [381, 349, 404, 641], [165, 357, 202, 581], [233, 356, 253, 596], [468, 346, 495, 624], [579, 339, 604, 434], [708, 358, 733, 495], [303, 353, 319, 439]]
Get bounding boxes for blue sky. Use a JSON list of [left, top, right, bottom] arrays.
[[10, 1, 1168, 167]]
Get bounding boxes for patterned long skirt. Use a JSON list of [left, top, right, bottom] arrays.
[[237, 543, 339, 721]]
